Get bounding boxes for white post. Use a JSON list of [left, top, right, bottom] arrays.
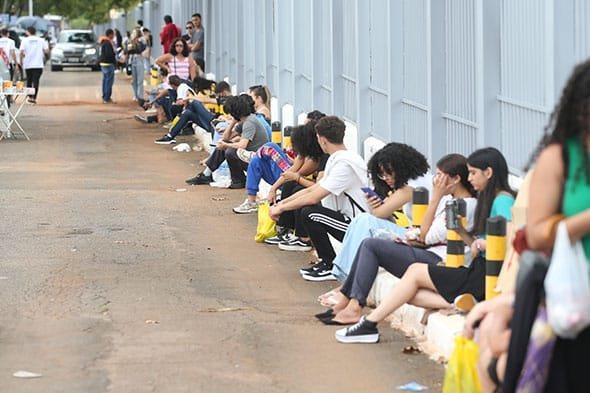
[[28, 0, 33, 16]]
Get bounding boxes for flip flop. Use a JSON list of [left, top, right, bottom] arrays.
[[314, 309, 334, 320]]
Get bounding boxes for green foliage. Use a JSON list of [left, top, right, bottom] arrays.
[[3, 0, 142, 25]]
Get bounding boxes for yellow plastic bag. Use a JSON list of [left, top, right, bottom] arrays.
[[255, 202, 277, 243], [442, 336, 482, 393]]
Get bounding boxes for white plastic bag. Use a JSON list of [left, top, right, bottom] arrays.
[[545, 221, 590, 339]]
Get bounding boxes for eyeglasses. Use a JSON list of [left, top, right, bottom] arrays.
[[186, 26, 193, 29], [377, 172, 393, 180], [174, 43, 184, 47]]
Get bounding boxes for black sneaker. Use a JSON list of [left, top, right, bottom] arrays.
[[301, 261, 336, 282], [335, 316, 380, 343], [264, 228, 291, 245], [228, 181, 245, 189], [155, 135, 176, 144], [186, 173, 213, 185], [278, 236, 313, 252], [299, 259, 323, 275]]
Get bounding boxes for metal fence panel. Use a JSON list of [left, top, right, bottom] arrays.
[[442, 0, 481, 157], [399, 0, 430, 156], [499, 0, 552, 171], [312, 0, 333, 115], [294, 0, 313, 116]]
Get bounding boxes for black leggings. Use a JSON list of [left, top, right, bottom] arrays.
[[26, 68, 43, 99]]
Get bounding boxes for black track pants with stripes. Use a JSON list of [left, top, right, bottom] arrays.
[[300, 205, 351, 265]]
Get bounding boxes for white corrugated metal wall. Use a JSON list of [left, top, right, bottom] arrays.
[[94, 0, 590, 172]]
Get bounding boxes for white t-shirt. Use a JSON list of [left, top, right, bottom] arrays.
[[176, 83, 194, 100], [0, 37, 16, 64], [319, 149, 369, 219], [425, 196, 477, 259], [20, 35, 48, 69]]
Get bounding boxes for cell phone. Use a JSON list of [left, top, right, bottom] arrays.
[[361, 187, 383, 202]]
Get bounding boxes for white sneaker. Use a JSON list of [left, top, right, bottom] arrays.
[[236, 148, 256, 163], [232, 199, 258, 214]]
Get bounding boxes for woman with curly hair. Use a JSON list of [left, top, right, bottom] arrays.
[[155, 37, 197, 81]]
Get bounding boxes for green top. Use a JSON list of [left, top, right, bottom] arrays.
[[563, 139, 590, 259]]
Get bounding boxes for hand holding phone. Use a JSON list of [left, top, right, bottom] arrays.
[[361, 187, 384, 202]]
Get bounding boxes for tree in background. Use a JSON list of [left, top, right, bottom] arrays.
[[2, 0, 141, 24]]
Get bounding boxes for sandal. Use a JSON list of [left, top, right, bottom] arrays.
[[317, 288, 341, 307]]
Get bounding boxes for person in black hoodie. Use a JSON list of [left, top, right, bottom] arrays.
[[99, 29, 116, 103]]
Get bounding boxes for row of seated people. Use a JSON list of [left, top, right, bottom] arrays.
[[143, 54, 590, 392]]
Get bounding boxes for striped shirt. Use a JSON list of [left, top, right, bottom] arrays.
[[169, 56, 190, 80]]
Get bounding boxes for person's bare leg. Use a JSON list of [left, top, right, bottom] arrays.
[[332, 298, 363, 324], [408, 289, 451, 309], [365, 263, 437, 323]]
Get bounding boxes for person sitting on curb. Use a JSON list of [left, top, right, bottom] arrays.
[[232, 120, 322, 214], [154, 75, 199, 144], [269, 116, 369, 281], [317, 153, 477, 325], [333, 147, 514, 343], [185, 94, 269, 189], [263, 111, 327, 245]]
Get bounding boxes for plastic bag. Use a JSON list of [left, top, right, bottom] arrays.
[[544, 221, 590, 339], [442, 336, 482, 393], [255, 202, 276, 243]]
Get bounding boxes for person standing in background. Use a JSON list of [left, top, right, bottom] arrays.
[[191, 13, 205, 72], [142, 28, 152, 75], [19, 26, 48, 104], [160, 15, 180, 54], [98, 29, 117, 104], [0, 28, 17, 81]]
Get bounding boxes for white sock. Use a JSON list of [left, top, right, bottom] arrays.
[[203, 168, 212, 176]]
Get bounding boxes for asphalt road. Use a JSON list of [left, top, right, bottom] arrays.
[[0, 67, 444, 393]]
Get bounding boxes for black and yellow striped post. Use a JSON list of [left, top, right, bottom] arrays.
[[446, 199, 467, 268], [282, 125, 293, 149], [485, 216, 507, 300], [271, 121, 282, 145], [150, 66, 159, 86], [411, 187, 429, 228]]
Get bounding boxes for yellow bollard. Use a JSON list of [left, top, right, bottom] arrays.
[[271, 121, 282, 145], [485, 216, 507, 300], [150, 66, 159, 86], [282, 125, 293, 149], [411, 187, 429, 228], [445, 199, 467, 268]]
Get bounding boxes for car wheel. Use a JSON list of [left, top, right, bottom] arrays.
[[51, 65, 62, 72]]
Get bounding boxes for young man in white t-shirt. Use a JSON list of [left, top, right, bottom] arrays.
[[19, 26, 49, 104], [0, 28, 17, 80], [269, 116, 369, 281]]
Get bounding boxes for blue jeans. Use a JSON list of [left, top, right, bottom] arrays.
[[245, 143, 290, 196], [169, 100, 215, 138], [101, 64, 115, 101], [131, 58, 144, 100]]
